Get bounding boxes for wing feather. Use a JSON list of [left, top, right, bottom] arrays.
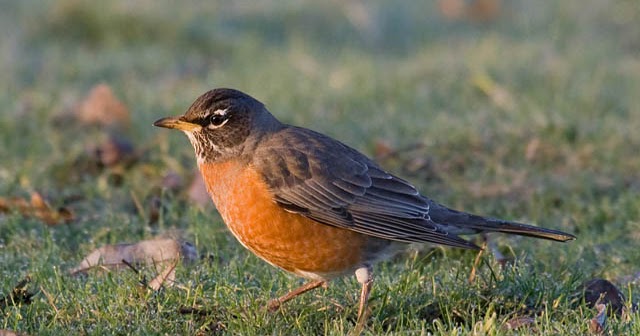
[[253, 126, 478, 248]]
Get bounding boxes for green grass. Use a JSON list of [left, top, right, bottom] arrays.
[[1, 0, 639, 334]]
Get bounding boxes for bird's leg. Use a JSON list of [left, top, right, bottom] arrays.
[[267, 280, 326, 312], [353, 265, 374, 334]]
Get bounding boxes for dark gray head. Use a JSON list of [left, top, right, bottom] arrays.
[[154, 88, 282, 163]]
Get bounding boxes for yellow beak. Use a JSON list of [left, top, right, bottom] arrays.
[[153, 116, 201, 132]]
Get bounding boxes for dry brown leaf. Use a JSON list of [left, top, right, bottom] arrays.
[[49, 132, 140, 186], [337, 0, 379, 45], [589, 303, 607, 334], [438, 0, 502, 22], [148, 260, 178, 291], [467, 0, 502, 22], [89, 134, 136, 168], [0, 277, 36, 310], [438, 0, 466, 20], [188, 172, 210, 207], [70, 238, 197, 276], [0, 192, 74, 225], [373, 139, 395, 159], [581, 278, 626, 315], [503, 316, 535, 330], [0, 330, 23, 336], [75, 84, 130, 127], [373, 142, 426, 162]]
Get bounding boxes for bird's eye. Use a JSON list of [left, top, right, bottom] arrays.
[[208, 114, 228, 127]]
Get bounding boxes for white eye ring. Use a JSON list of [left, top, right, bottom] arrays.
[[212, 108, 228, 116], [207, 109, 229, 129]]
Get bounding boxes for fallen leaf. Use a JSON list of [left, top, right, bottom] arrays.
[[70, 238, 197, 276], [438, 0, 502, 22], [467, 0, 502, 22], [589, 303, 606, 334], [121, 257, 180, 292], [0, 192, 74, 225], [0, 330, 23, 336], [50, 132, 140, 186], [373, 142, 425, 162], [89, 133, 136, 168], [581, 278, 626, 315], [0, 277, 36, 309], [337, 0, 379, 47], [148, 260, 178, 291], [438, 0, 465, 20], [74, 84, 130, 127], [373, 139, 395, 159], [503, 316, 535, 330]]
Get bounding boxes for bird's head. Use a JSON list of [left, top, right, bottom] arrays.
[[154, 88, 281, 164]]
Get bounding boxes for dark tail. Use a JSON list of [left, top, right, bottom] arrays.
[[427, 201, 576, 242], [470, 217, 576, 242]]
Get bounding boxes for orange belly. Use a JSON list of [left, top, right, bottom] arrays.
[[199, 160, 371, 280]]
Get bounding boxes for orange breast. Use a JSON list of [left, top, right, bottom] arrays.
[[199, 160, 369, 280]]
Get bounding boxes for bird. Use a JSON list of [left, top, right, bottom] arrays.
[[154, 88, 575, 331]]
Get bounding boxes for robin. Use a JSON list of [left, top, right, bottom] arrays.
[[154, 88, 575, 330]]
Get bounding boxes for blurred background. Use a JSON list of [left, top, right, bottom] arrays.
[[3, 0, 639, 219], [1, 0, 639, 334]]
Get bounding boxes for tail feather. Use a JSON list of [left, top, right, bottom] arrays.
[[471, 217, 576, 242], [427, 201, 576, 242]]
